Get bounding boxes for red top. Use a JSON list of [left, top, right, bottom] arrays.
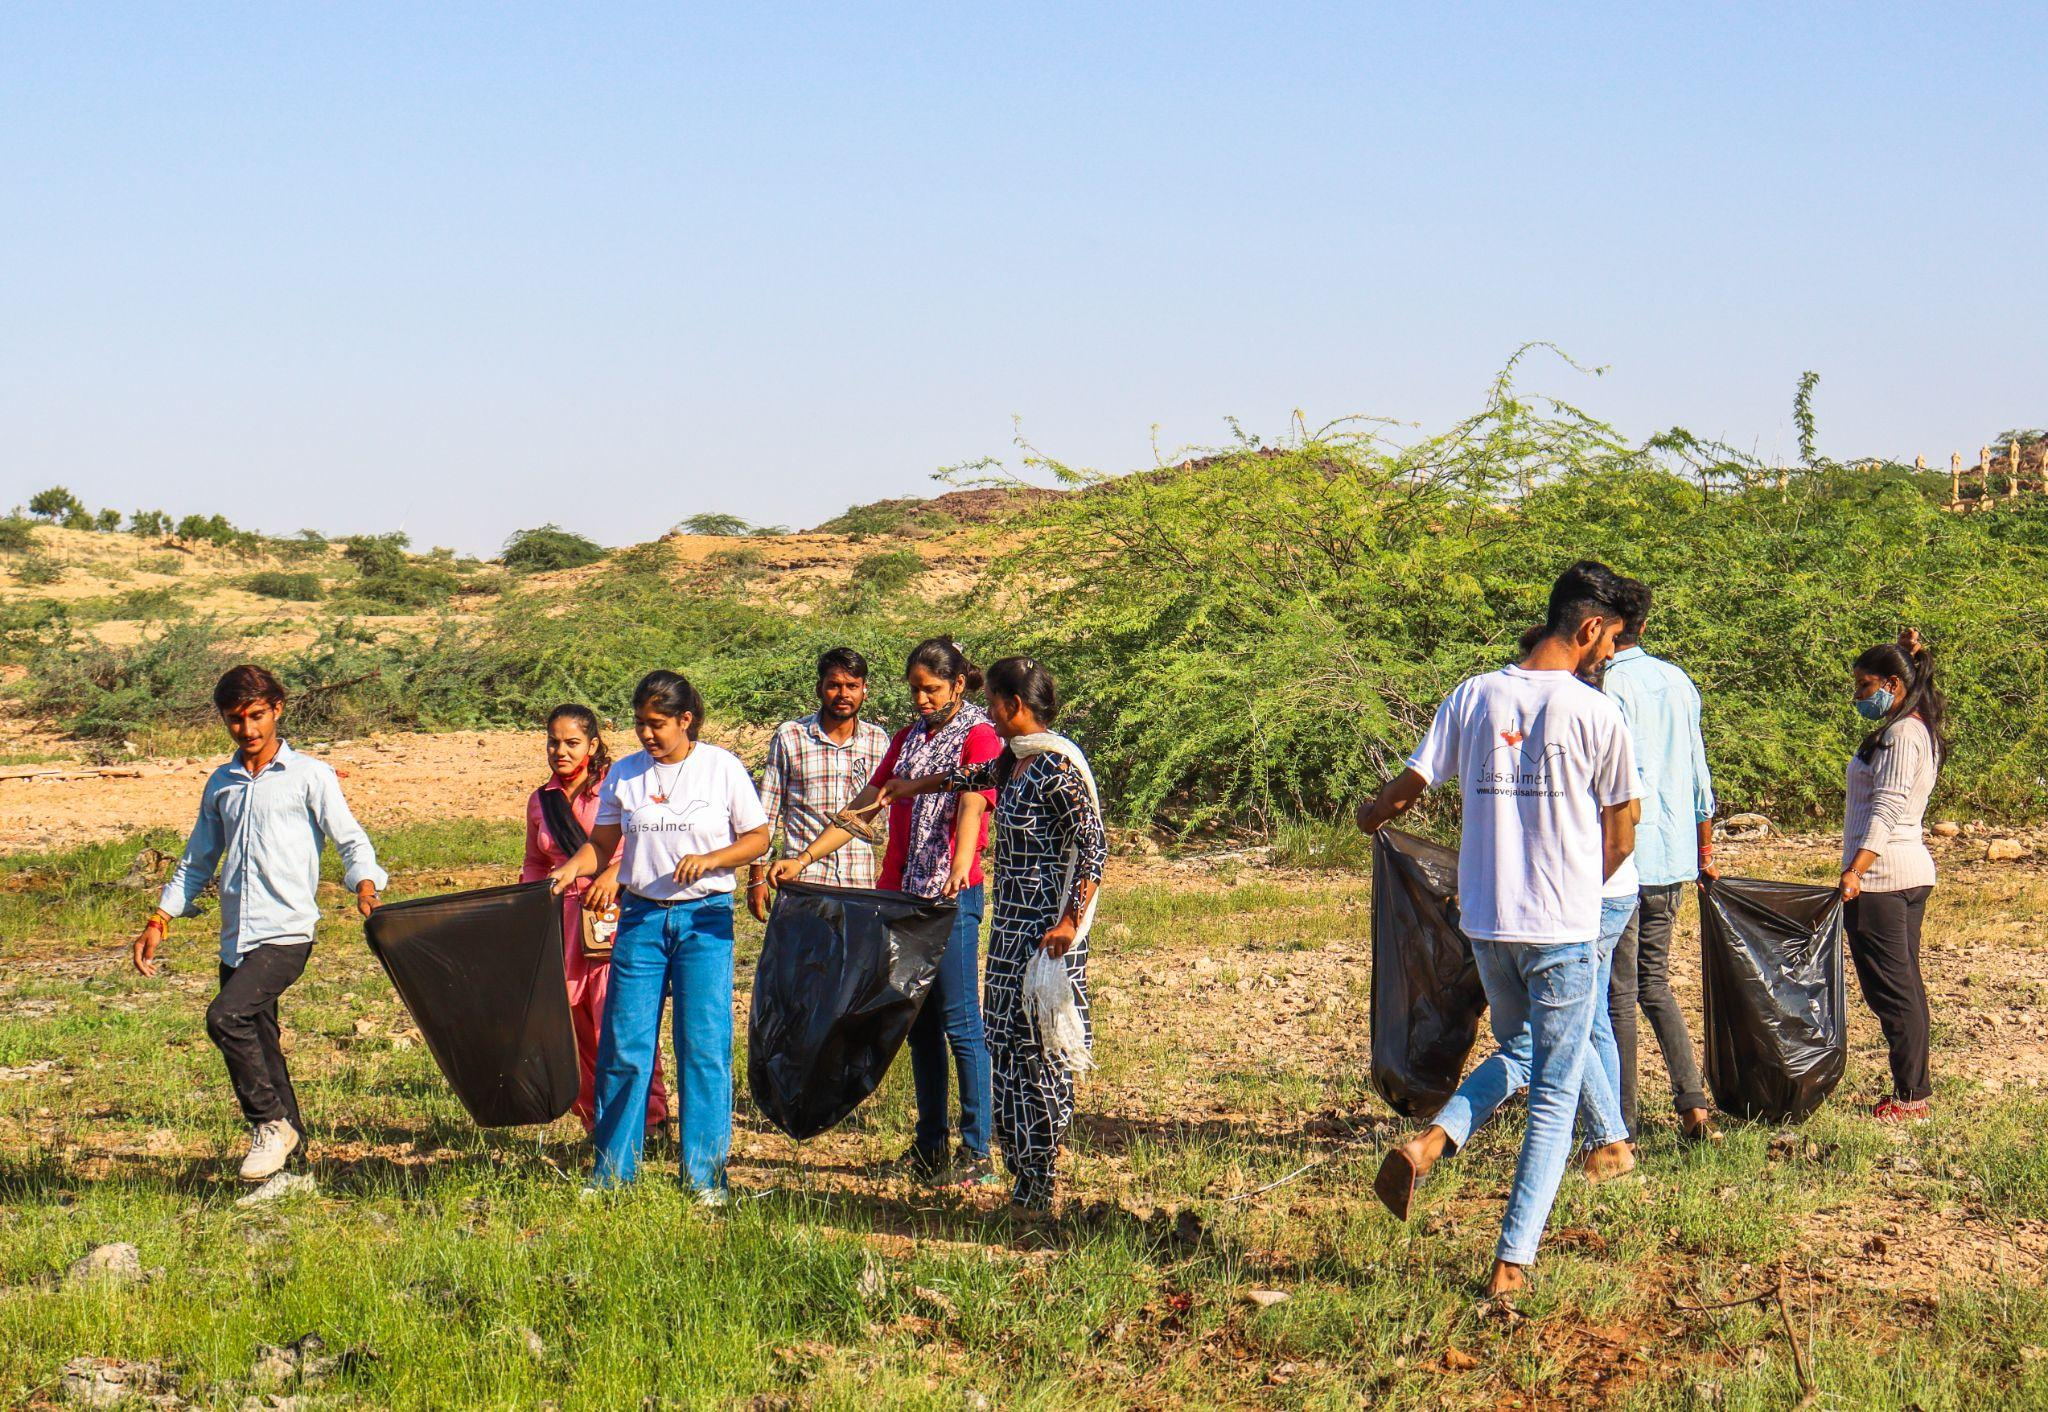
[[520, 773, 608, 892], [869, 719, 1003, 891]]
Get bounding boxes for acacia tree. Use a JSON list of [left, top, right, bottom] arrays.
[[678, 512, 750, 537], [28, 487, 82, 523]]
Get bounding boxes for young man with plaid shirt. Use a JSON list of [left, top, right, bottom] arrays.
[[746, 647, 890, 921]]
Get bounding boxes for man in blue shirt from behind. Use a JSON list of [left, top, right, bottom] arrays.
[[1602, 587, 1718, 1143], [133, 665, 386, 1184]]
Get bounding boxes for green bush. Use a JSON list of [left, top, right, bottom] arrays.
[[67, 588, 192, 623], [703, 546, 768, 591], [138, 554, 184, 575], [128, 510, 171, 537], [271, 529, 329, 561], [986, 366, 2048, 829], [347, 567, 458, 610], [12, 555, 63, 587], [93, 508, 122, 532], [502, 524, 606, 574], [21, 621, 234, 740], [112, 588, 190, 620], [815, 499, 921, 538], [176, 512, 259, 551], [336, 532, 456, 608], [845, 548, 923, 608], [0, 518, 34, 553], [244, 571, 325, 602], [0, 599, 69, 663], [341, 532, 410, 576]]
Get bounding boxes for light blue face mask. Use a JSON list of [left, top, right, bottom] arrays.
[[1855, 688, 1895, 721]]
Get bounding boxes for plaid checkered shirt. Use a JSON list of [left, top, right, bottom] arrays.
[[758, 713, 889, 887]]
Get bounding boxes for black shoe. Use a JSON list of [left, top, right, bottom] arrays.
[[879, 1144, 951, 1184]]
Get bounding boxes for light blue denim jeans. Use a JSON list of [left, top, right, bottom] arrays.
[[590, 892, 735, 1192], [1578, 897, 1635, 1149], [1430, 928, 1604, 1266], [1433, 897, 1634, 1154]]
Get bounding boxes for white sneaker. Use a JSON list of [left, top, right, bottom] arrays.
[[238, 1120, 299, 1183], [695, 1187, 728, 1210]]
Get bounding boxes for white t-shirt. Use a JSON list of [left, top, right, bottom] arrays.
[[1406, 665, 1640, 944], [1602, 848, 1641, 901], [1603, 722, 1646, 901], [595, 745, 769, 903]]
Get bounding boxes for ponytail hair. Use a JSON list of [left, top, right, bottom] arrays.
[[984, 655, 1059, 724], [1853, 628, 1946, 767], [546, 703, 611, 797], [905, 637, 984, 694], [631, 670, 706, 741]]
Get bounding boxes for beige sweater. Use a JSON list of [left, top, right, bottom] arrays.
[[1842, 716, 1939, 892]]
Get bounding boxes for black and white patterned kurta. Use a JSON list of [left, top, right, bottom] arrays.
[[948, 749, 1108, 1208]]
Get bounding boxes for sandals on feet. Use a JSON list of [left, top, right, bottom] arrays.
[[1374, 1148, 1419, 1221]]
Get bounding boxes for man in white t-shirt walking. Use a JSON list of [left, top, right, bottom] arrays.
[[1356, 561, 1641, 1298]]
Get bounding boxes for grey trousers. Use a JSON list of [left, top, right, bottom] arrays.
[[1607, 883, 1710, 1128]]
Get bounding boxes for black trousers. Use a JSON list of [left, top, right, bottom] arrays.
[[1608, 882, 1710, 1129], [206, 943, 310, 1133], [1844, 886, 1933, 1103]]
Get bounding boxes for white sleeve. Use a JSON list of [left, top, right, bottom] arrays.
[[726, 752, 769, 835], [1593, 706, 1641, 807], [594, 767, 625, 828], [1404, 689, 1463, 787]]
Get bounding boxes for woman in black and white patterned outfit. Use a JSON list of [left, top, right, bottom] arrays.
[[883, 656, 1107, 1212]]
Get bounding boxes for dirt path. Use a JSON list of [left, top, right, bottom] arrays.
[[0, 727, 769, 855]]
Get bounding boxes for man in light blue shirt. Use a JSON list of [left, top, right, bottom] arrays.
[[133, 665, 386, 1183], [1602, 586, 1717, 1141]]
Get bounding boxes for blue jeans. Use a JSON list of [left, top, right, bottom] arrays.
[[1579, 897, 1634, 1149], [1434, 898, 1634, 1154], [591, 893, 734, 1191], [1431, 932, 1602, 1266], [908, 883, 992, 1157]]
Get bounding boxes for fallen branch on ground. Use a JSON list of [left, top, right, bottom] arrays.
[[1669, 1272, 1818, 1406]]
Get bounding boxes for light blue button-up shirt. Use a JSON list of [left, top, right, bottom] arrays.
[[1602, 646, 1716, 887], [157, 742, 388, 966]]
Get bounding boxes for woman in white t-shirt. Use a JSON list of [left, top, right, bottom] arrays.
[[549, 670, 769, 1197]]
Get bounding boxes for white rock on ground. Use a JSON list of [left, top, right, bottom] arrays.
[[64, 1243, 150, 1288], [59, 1357, 179, 1408], [235, 1172, 317, 1208]]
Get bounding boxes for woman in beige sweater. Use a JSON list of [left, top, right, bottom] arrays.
[[1839, 629, 1945, 1121]]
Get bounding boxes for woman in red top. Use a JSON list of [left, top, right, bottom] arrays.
[[774, 640, 1002, 1185], [520, 704, 670, 1135]]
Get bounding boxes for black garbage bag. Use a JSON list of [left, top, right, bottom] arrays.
[[1698, 876, 1847, 1123], [1370, 827, 1488, 1118], [363, 881, 580, 1128], [748, 881, 957, 1140]]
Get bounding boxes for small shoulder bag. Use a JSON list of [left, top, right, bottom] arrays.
[[538, 788, 613, 959]]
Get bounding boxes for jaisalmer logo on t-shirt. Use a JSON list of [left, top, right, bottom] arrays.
[[1478, 724, 1567, 799], [629, 797, 712, 832]]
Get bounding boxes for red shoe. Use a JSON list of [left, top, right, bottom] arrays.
[[1870, 1098, 1931, 1123]]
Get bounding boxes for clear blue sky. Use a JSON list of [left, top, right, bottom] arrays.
[[4, 4, 2043, 555]]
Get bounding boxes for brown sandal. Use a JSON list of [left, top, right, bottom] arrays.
[[1374, 1149, 1419, 1221]]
